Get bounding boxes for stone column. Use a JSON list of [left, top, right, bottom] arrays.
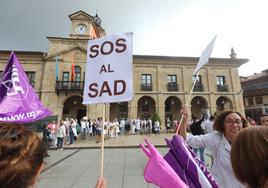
[[130, 97, 138, 119], [157, 94, 165, 129], [127, 102, 131, 119], [106, 104, 110, 121], [209, 94, 217, 115], [57, 104, 64, 123]]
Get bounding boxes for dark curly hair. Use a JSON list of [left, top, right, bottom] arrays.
[[214, 111, 249, 133]]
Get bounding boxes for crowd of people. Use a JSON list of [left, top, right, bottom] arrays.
[[42, 116, 164, 150]]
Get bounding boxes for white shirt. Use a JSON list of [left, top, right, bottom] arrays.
[[186, 132, 245, 188], [81, 121, 86, 129], [155, 121, 160, 128], [201, 120, 214, 133], [57, 125, 66, 138], [120, 119, 126, 127]]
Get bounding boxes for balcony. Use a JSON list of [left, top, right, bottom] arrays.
[[141, 84, 152, 91], [217, 84, 229, 92], [167, 83, 179, 91], [55, 81, 84, 92], [193, 83, 204, 92]]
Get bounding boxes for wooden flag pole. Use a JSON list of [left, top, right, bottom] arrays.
[[100, 103, 106, 178], [176, 70, 201, 134]]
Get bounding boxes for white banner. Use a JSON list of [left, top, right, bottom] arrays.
[[193, 35, 217, 75], [83, 32, 133, 104]]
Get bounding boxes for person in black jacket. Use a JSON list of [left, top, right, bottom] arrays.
[[42, 123, 51, 157], [190, 113, 205, 162]]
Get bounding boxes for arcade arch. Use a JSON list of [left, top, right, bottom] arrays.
[[191, 96, 208, 119], [62, 95, 86, 121], [216, 96, 233, 114], [137, 96, 156, 120], [164, 96, 182, 126]]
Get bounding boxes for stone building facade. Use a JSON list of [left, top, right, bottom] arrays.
[[241, 69, 268, 123], [0, 10, 248, 125]]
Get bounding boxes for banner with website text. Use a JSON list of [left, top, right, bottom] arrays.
[[83, 32, 133, 104], [0, 52, 52, 123]]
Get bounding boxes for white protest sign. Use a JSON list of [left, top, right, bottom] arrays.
[[83, 32, 133, 104]]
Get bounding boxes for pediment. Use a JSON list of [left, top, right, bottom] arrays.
[[45, 45, 87, 60], [69, 10, 94, 21]]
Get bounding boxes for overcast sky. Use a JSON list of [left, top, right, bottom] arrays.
[[0, 0, 267, 76]]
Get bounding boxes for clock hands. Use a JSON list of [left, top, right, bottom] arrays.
[[79, 25, 84, 31], [76, 24, 86, 34]]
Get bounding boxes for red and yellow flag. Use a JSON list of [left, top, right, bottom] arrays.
[[71, 54, 75, 81]]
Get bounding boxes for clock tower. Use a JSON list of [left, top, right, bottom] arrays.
[[69, 10, 106, 39]]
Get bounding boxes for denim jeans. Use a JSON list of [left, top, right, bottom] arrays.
[[193, 147, 205, 163], [81, 128, 86, 139], [57, 137, 63, 149], [69, 129, 75, 144]]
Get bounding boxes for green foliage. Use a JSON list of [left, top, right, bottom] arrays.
[[151, 112, 161, 125]]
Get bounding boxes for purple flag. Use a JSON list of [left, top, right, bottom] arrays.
[[164, 135, 219, 188], [0, 52, 52, 123]]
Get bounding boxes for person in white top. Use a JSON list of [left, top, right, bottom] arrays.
[[147, 118, 152, 134], [130, 118, 136, 134], [56, 120, 66, 150], [135, 118, 141, 134], [201, 115, 215, 134], [80, 117, 87, 139], [201, 115, 216, 166], [69, 118, 78, 145], [179, 105, 249, 188], [154, 120, 160, 134]]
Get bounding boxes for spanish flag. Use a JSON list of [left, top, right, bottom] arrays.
[[71, 54, 75, 81]]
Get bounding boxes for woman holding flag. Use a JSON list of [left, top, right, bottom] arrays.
[[178, 105, 249, 188]]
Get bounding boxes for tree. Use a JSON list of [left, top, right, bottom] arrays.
[[151, 113, 161, 126]]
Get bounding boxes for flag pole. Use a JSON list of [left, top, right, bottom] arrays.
[[71, 52, 75, 82], [175, 35, 216, 135], [100, 103, 106, 178], [55, 55, 59, 81], [176, 70, 200, 134]]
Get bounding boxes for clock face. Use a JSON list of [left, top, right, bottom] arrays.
[[75, 24, 87, 34]]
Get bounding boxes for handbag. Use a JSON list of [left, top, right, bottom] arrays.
[[47, 133, 53, 141]]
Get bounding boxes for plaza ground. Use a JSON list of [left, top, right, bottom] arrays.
[[37, 133, 212, 188]]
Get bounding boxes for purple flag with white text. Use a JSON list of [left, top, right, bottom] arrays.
[[0, 52, 52, 123]]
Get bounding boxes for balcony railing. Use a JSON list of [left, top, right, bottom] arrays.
[[193, 83, 204, 92], [217, 84, 229, 92], [141, 84, 152, 91], [55, 81, 84, 91], [167, 83, 179, 91]]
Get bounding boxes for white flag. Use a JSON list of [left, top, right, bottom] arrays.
[[193, 35, 217, 75], [83, 32, 133, 104]]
